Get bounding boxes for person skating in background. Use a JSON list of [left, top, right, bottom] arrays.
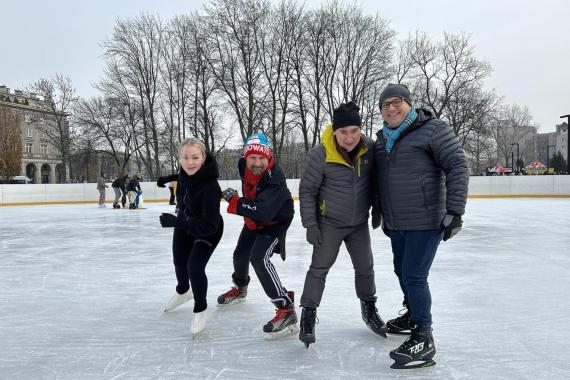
[[126, 174, 142, 209], [218, 132, 298, 339], [298, 101, 387, 349], [158, 137, 224, 337], [111, 172, 129, 209], [373, 83, 469, 369], [96, 172, 108, 208]]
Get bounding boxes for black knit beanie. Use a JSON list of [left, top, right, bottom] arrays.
[[378, 83, 412, 108], [332, 101, 362, 131]]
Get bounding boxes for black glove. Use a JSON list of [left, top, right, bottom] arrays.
[[306, 225, 322, 247], [157, 174, 178, 188], [222, 188, 238, 202], [159, 213, 177, 228], [371, 208, 381, 230], [441, 213, 462, 241]]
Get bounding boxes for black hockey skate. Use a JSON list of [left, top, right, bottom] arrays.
[[389, 325, 436, 369], [360, 300, 387, 338], [217, 286, 247, 305], [263, 291, 298, 340], [387, 308, 412, 335], [217, 275, 249, 306], [112, 203, 121, 209], [299, 307, 317, 349]]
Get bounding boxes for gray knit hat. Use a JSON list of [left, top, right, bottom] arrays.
[[379, 83, 412, 107]]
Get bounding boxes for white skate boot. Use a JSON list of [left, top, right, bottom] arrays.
[[164, 289, 193, 312], [191, 311, 207, 338]]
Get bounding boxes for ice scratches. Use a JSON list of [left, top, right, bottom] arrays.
[[103, 345, 141, 375]]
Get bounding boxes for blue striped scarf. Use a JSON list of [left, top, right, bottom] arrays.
[[382, 108, 418, 153]]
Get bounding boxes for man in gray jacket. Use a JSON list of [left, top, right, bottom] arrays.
[[373, 84, 469, 369], [298, 101, 387, 349]]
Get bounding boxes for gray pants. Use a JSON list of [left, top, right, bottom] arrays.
[[113, 187, 121, 204], [300, 221, 376, 309]]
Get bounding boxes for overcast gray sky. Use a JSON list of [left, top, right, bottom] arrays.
[[2, 0, 569, 132]]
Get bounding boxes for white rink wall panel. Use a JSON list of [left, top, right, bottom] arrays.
[[0, 177, 569, 205]]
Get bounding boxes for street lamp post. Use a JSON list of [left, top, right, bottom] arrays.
[[560, 114, 570, 174], [547, 145, 555, 172], [511, 142, 520, 174], [511, 151, 514, 173]]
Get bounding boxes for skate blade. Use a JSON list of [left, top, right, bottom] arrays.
[[264, 324, 299, 340], [366, 324, 388, 338], [216, 298, 246, 307], [390, 359, 436, 369]]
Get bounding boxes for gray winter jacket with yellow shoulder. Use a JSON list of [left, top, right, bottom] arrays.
[[300, 124, 374, 228]]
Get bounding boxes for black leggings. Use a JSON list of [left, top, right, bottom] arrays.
[[172, 218, 223, 312]]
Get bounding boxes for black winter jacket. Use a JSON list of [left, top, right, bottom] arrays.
[[374, 109, 469, 230], [234, 157, 294, 238], [175, 152, 223, 238]]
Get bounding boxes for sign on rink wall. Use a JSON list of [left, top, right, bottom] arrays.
[[0, 176, 569, 206]]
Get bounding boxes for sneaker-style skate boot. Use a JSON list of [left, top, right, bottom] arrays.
[[164, 289, 194, 312], [387, 307, 412, 335], [390, 325, 436, 369], [360, 300, 387, 338], [191, 310, 207, 338], [298, 306, 317, 349], [263, 291, 298, 339], [217, 275, 249, 306], [217, 286, 247, 305]]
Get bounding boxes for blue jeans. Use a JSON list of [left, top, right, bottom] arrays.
[[390, 229, 442, 327]]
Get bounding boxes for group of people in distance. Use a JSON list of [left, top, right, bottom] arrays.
[[156, 83, 469, 370], [96, 171, 144, 210]]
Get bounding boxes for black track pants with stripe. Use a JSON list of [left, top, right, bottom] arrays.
[[231, 225, 289, 304]]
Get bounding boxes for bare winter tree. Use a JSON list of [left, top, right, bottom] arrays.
[[257, 0, 301, 159], [491, 103, 534, 168], [102, 14, 164, 178], [204, 0, 269, 142], [0, 106, 23, 181], [29, 74, 77, 182], [73, 97, 137, 172], [402, 32, 492, 123]]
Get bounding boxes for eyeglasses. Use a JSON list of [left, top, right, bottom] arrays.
[[381, 97, 404, 110]]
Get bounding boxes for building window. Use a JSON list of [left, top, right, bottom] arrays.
[[41, 145, 48, 155], [26, 128, 33, 138], [26, 143, 33, 154]]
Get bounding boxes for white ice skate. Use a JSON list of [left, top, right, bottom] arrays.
[[163, 289, 193, 312], [191, 311, 207, 338]]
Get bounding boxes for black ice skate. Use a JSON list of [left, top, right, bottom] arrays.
[[360, 300, 387, 338], [387, 308, 412, 335], [112, 202, 121, 209], [298, 307, 317, 349], [389, 325, 436, 369], [263, 291, 298, 340], [217, 286, 247, 306]]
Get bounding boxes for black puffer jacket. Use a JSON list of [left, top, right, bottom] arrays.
[[176, 152, 223, 238], [374, 109, 469, 230]]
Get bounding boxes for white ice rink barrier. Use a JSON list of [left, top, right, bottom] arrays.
[[0, 176, 568, 206]]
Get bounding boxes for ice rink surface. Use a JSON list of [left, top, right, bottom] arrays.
[[1, 199, 569, 380]]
